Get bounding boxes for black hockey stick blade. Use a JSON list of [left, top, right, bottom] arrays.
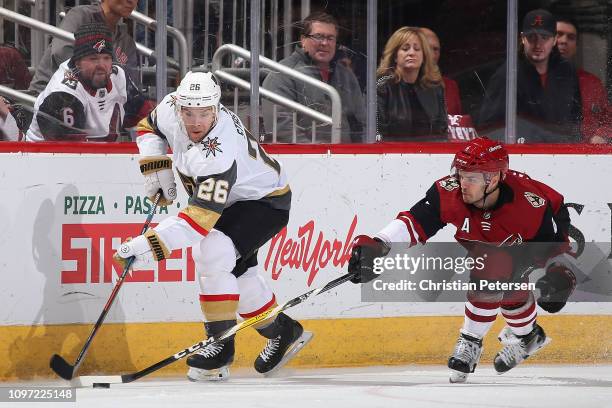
[[50, 190, 162, 380], [115, 272, 356, 383], [49, 354, 75, 381]]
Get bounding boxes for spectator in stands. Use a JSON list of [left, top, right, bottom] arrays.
[[0, 45, 32, 90], [0, 45, 31, 140], [420, 27, 462, 115], [478, 9, 582, 143], [26, 23, 144, 142], [0, 96, 22, 141], [556, 17, 610, 144], [376, 26, 447, 141], [29, 0, 140, 95], [262, 11, 366, 143]]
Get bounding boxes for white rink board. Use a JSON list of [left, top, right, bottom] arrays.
[[0, 152, 611, 326]]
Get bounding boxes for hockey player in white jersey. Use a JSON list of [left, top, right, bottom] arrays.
[[26, 22, 144, 142], [114, 71, 312, 381]]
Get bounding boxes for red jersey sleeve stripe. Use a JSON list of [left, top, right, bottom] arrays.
[[178, 212, 210, 236], [136, 130, 156, 137], [397, 215, 417, 244], [397, 211, 428, 243]]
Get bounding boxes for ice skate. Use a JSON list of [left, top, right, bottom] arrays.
[[186, 320, 236, 382], [254, 313, 313, 375], [447, 331, 483, 383], [494, 323, 551, 374]]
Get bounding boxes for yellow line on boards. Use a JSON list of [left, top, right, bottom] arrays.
[[0, 315, 610, 381]]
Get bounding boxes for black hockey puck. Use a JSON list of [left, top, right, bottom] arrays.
[[93, 383, 110, 389]]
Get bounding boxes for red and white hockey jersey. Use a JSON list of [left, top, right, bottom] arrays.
[[26, 60, 127, 141], [376, 171, 571, 277]]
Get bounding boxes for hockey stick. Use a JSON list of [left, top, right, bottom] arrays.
[[72, 271, 356, 386], [50, 190, 163, 381]]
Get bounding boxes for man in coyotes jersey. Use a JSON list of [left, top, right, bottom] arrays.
[[348, 137, 576, 383], [26, 60, 127, 142], [26, 22, 143, 142], [115, 71, 311, 382]]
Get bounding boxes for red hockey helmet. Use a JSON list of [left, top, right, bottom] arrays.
[[451, 137, 509, 176]]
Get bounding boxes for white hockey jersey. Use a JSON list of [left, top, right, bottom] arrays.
[[136, 95, 290, 251], [26, 60, 127, 141]]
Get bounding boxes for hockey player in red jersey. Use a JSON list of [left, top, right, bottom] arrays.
[[348, 137, 577, 383]]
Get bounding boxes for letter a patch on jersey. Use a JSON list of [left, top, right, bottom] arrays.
[[461, 218, 470, 232], [439, 177, 460, 191], [524, 192, 545, 208]]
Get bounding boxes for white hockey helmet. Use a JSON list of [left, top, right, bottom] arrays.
[[175, 71, 221, 110], [175, 71, 222, 138]]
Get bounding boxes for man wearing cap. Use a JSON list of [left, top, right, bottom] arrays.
[[29, 0, 139, 95], [478, 9, 582, 143], [26, 22, 143, 142]]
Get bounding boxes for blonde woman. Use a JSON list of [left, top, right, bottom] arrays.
[[377, 27, 448, 141]]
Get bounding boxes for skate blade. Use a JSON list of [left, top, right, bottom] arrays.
[[449, 370, 468, 383], [187, 366, 230, 382], [264, 331, 314, 377]]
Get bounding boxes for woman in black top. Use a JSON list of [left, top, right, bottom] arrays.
[[376, 27, 448, 141]]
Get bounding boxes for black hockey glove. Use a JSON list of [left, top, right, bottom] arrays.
[[348, 235, 390, 284], [536, 264, 576, 313]]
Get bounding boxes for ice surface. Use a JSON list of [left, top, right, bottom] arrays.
[[7, 365, 612, 408]]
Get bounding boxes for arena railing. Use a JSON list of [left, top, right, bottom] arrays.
[[212, 44, 343, 144], [0, 6, 180, 77]]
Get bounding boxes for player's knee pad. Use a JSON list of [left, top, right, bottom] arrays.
[[193, 230, 238, 284]]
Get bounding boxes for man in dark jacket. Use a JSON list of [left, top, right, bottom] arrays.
[[29, 0, 140, 95], [262, 12, 366, 143], [478, 9, 582, 143]]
